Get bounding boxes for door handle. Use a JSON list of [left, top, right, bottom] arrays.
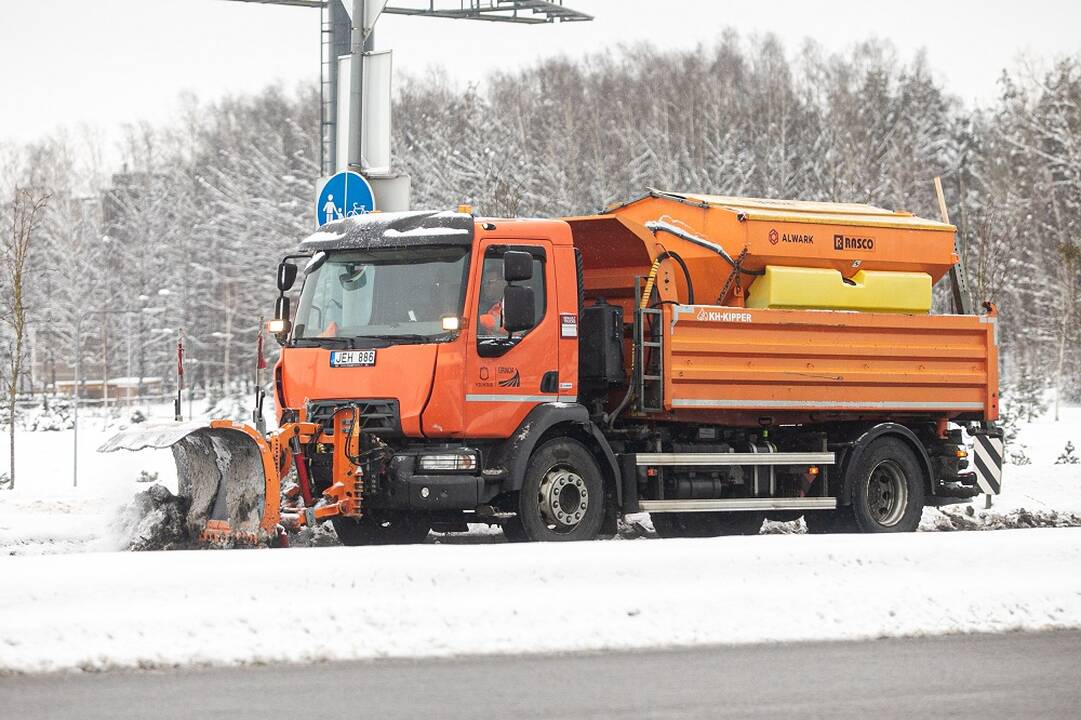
[[540, 371, 558, 393]]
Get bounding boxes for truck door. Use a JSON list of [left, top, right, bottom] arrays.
[[463, 238, 560, 437]]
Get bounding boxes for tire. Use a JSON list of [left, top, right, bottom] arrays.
[[652, 512, 764, 538], [500, 513, 529, 542], [331, 513, 430, 546], [515, 438, 606, 542], [808, 437, 925, 534]]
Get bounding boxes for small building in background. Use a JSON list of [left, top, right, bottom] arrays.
[[54, 377, 164, 402]]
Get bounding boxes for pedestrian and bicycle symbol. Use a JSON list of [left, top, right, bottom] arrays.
[[317, 171, 376, 225]]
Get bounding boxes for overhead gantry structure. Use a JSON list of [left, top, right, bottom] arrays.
[[224, 0, 593, 209]]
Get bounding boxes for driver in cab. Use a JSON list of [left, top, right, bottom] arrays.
[[478, 263, 506, 337]]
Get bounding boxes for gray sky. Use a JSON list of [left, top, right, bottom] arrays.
[[2, 0, 1079, 165]]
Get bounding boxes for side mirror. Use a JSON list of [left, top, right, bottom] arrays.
[[503, 251, 533, 283], [502, 285, 534, 333], [277, 262, 299, 292], [274, 295, 291, 323]]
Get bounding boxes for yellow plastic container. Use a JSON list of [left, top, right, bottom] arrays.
[[746, 265, 932, 314]]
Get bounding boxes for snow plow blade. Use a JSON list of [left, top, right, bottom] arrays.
[[99, 420, 282, 545]]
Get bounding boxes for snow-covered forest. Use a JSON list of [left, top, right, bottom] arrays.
[[2, 33, 1079, 403]]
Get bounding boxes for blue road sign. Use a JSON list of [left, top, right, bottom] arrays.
[[317, 171, 376, 225]]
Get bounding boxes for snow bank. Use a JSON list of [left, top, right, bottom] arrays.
[[1, 528, 1079, 674], [0, 422, 180, 555], [111, 484, 192, 551]]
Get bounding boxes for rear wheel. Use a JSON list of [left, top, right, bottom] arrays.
[[515, 439, 605, 542], [331, 513, 430, 546], [652, 512, 764, 538], [807, 437, 925, 534]]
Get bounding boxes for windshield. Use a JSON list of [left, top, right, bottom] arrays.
[[293, 246, 470, 344]]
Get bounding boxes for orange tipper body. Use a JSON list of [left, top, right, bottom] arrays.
[[102, 190, 1003, 546], [657, 304, 998, 425]]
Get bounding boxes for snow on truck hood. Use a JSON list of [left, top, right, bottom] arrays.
[[299, 210, 474, 252]]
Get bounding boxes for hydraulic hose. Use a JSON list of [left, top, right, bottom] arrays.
[[639, 257, 662, 309], [653, 250, 695, 305], [289, 435, 314, 505], [645, 221, 764, 277]]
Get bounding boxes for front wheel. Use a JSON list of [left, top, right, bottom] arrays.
[[515, 439, 606, 542]]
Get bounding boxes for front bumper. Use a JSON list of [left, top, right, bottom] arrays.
[[376, 454, 486, 511]]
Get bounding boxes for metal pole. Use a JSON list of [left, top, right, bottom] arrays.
[[101, 320, 109, 414], [73, 319, 80, 488], [934, 176, 973, 316], [348, 0, 367, 172], [126, 313, 132, 395], [324, 0, 351, 176], [175, 328, 184, 422]]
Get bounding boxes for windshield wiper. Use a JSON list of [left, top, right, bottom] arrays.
[[354, 334, 432, 345], [293, 337, 355, 348]]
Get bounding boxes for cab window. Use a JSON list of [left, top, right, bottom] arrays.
[[476, 246, 546, 357]]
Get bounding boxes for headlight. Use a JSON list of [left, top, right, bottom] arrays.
[[418, 453, 477, 472]]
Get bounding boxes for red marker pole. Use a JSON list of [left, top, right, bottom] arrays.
[[253, 317, 267, 433], [175, 329, 184, 422]]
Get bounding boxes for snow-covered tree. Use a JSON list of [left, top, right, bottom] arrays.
[[2, 185, 48, 488]]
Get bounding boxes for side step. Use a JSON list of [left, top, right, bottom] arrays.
[[639, 497, 837, 513], [634, 452, 835, 466]]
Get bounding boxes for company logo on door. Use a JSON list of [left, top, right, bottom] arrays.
[[497, 368, 521, 388], [834, 233, 875, 251], [476, 365, 520, 388]]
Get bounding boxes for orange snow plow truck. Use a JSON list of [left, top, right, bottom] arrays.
[[101, 189, 1003, 544]]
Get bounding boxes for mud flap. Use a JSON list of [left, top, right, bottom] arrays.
[[970, 426, 1004, 495], [99, 422, 277, 543]]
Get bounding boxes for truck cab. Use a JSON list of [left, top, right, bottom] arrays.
[[273, 211, 600, 543]]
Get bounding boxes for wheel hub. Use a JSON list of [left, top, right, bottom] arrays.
[[866, 459, 908, 527], [538, 468, 588, 530]]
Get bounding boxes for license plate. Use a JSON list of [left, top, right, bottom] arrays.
[[330, 350, 376, 367]]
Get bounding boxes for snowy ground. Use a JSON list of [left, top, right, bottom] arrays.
[[917, 407, 1081, 531], [1, 527, 1079, 674], [0, 401, 1079, 673], [0, 405, 183, 556]]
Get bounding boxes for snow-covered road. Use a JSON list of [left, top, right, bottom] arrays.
[[2, 527, 1080, 674]]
